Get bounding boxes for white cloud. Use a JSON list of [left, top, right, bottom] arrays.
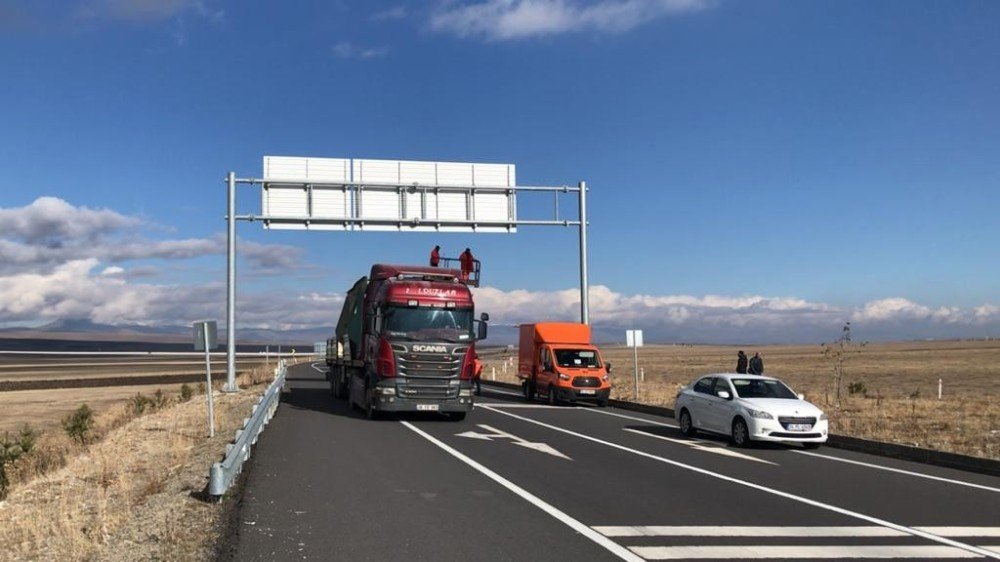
[[0, 197, 301, 274], [430, 0, 709, 40], [332, 41, 390, 60]]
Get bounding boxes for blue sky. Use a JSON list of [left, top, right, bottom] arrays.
[[1, 0, 998, 343]]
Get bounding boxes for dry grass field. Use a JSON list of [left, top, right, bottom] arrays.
[[479, 339, 1000, 460]]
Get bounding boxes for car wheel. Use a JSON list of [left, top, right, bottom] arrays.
[[802, 442, 821, 450], [679, 409, 696, 437], [547, 385, 558, 406], [731, 417, 751, 448]]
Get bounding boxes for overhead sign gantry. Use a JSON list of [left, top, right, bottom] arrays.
[[222, 156, 590, 391]]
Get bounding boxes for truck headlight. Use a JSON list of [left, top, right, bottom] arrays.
[[379, 387, 396, 396], [746, 408, 773, 420]]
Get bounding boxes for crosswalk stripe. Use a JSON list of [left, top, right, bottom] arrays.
[[594, 526, 1000, 538], [628, 545, 981, 559]]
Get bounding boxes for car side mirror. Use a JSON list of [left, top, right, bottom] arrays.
[[606, 362, 612, 373], [717, 390, 731, 400], [797, 393, 805, 400]]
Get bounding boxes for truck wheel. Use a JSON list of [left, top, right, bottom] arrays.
[[365, 389, 379, 420], [523, 381, 536, 402]]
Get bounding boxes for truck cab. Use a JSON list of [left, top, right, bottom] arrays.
[[518, 323, 611, 406]]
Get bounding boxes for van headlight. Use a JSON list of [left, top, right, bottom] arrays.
[[746, 408, 773, 420], [558, 373, 570, 381]]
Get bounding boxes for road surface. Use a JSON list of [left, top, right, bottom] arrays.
[[225, 362, 1000, 561]]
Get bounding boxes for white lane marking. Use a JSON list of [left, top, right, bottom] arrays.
[[456, 424, 572, 460], [479, 405, 1000, 560], [794, 450, 1000, 494], [481, 387, 526, 398], [593, 407, 1000, 495], [628, 545, 981, 559], [622, 428, 777, 466], [310, 363, 327, 373], [475, 403, 563, 409], [586, 407, 680, 429], [596, 525, 1000, 538], [399, 421, 644, 562]]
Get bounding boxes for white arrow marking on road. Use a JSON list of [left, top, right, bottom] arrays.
[[456, 424, 572, 460], [622, 427, 778, 465]]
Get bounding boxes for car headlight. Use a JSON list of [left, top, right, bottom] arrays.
[[819, 412, 828, 421], [745, 408, 773, 420]]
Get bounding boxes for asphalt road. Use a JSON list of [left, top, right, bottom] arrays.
[[226, 362, 1000, 561]]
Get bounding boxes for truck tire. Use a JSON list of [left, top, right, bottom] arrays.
[[365, 388, 380, 420]]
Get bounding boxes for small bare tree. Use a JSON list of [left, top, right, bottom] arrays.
[[822, 322, 866, 407]]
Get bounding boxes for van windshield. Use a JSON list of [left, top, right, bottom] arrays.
[[383, 306, 473, 343], [554, 349, 602, 369]]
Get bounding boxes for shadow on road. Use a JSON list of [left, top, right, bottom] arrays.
[[624, 424, 791, 450]]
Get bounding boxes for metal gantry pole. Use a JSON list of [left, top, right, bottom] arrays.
[[224, 172, 239, 392], [578, 181, 590, 325]]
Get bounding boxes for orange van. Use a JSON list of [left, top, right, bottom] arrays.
[[517, 322, 611, 406]]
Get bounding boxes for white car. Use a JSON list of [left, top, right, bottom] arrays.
[[674, 374, 828, 448]]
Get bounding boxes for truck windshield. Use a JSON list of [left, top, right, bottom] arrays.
[[554, 349, 602, 369], [383, 306, 473, 343]]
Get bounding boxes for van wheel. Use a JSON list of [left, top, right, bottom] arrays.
[[547, 385, 558, 406], [596, 397, 608, 408], [523, 381, 536, 402]]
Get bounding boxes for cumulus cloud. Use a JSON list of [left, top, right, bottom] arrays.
[[430, 0, 709, 40], [332, 41, 390, 60], [0, 197, 301, 274]]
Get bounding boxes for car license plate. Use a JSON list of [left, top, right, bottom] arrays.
[[417, 404, 439, 411], [788, 423, 812, 431], [579, 389, 596, 395]]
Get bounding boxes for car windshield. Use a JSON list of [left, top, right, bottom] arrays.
[[383, 306, 473, 343], [554, 349, 602, 368], [731, 378, 798, 399]]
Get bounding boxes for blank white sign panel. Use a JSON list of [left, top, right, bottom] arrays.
[[261, 156, 516, 232]]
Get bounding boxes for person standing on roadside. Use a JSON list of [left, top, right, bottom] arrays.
[[748, 352, 764, 375], [429, 245, 441, 267], [736, 350, 748, 374], [459, 247, 475, 282], [473, 353, 483, 395]]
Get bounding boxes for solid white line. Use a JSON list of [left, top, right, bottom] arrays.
[[594, 526, 906, 537], [794, 450, 1000, 494], [622, 428, 777, 465], [479, 405, 1000, 560], [585, 407, 680, 429], [629, 545, 980, 559], [917, 528, 1000, 537], [398, 421, 644, 562]]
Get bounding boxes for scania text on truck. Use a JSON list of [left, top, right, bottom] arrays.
[[518, 322, 611, 407], [327, 264, 488, 420]]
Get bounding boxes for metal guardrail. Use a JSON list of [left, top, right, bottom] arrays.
[[208, 359, 287, 498]]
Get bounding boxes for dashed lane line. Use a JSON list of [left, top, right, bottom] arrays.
[[479, 405, 1000, 560], [399, 420, 644, 562]]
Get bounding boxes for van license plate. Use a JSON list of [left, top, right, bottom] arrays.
[[579, 389, 596, 395], [788, 423, 811, 431], [417, 404, 439, 411]]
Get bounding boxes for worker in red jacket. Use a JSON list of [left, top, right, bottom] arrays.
[[473, 354, 483, 395], [459, 247, 474, 282], [429, 245, 441, 267]]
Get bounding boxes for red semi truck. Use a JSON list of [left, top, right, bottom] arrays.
[[326, 264, 488, 420]]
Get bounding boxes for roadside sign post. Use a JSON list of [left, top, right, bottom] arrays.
[[626, 329, 644, 399], [194, 321, 218, 438]]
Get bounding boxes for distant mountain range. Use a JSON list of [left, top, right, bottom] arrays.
[[0, 319, 331, 346]]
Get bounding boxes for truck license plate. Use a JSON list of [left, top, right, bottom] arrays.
[[417, 404, 439, 411], [788, 423, 811, 431], [579, 389, 596, 395]]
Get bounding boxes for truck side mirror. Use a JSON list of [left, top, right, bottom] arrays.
[[480, 312, 490, 322], [477, 320, 488, 340]]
